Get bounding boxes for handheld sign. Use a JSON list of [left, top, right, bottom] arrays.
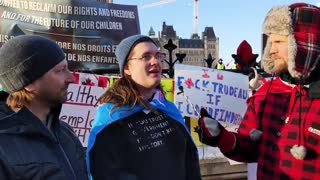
[[174, 64, 250, 127]]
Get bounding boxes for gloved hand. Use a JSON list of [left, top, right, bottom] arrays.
[[194, 108, 222, 146], [200, 116, 221, 137], [196, 108, 237, 152]]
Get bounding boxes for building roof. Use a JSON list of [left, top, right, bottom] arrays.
[[148, 27, 155, 36], [202, 27, 216, 40], [190, 33, 200, 39], [161, 21, 176, 39], [179, 39, 204, 48]]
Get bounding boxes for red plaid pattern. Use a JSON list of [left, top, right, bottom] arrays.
[[290, 3, 320, 78], [217, 78, 320, 179]]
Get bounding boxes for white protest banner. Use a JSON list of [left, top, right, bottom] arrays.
[[174, 64, 250, 127], [59, 72, 108, 147], [175, 64, 254, 167]]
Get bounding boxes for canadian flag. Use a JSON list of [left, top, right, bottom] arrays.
[[72, 72, 109, 88]]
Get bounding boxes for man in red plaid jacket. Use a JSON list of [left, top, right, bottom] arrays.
[[198, 2, 320, 179]]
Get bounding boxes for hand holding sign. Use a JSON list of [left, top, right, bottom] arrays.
[[197, 107, 237, 155], [196, 108, 222, 146]]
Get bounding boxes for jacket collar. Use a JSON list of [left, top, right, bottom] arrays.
[[0, 105, 62, 142], [308, 80, 320, 98]]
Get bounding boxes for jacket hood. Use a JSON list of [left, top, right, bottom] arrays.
[[262, 3, 320, 82], [0, 101, 13, 119]]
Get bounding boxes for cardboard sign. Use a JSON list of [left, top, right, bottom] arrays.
[[174, 64, 250, 127], [60, 83, 105, 146]]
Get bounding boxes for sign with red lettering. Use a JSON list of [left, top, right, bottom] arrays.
[[60, 83, 105, 147]]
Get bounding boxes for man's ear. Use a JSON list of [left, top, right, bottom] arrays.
[[24, 82, 37, 93], [123, 64, 131, 76]]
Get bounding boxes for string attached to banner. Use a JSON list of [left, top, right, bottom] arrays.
[[176, 85, 200, 117]]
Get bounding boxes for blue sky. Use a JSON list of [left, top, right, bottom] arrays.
[[114, 0, 319, 66]]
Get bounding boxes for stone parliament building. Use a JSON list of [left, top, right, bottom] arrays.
[[148, 22, 219, 70]]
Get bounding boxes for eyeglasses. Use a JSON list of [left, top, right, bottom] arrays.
[[128, 53, 166, 62]]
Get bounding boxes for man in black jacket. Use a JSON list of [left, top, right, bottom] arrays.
[[0, 35, 88, 180]]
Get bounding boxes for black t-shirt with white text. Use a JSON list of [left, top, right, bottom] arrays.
[[90, 109, 201, 180]]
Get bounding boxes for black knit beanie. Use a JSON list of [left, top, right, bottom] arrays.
[[0, 35, 65, 93]]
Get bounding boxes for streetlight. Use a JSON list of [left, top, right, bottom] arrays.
[[163, 39, 185, 78]]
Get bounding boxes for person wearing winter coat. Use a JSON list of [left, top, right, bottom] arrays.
[[0, 35, 88, 180], [215, 59, 225, 70], [197, 3, 320, 179], [87, 34, 201, 180]]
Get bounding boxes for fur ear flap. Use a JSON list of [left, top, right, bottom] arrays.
[[263, 6, 291, 35], [261, 39, 274, 74]]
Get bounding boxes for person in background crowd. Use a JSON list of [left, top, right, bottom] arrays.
[[197, 2, 320, 179], [87, 34, 201, 180], [215, 58, 225, 69], [231, 62, 238, 69], [0, 35, 88, 180]]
